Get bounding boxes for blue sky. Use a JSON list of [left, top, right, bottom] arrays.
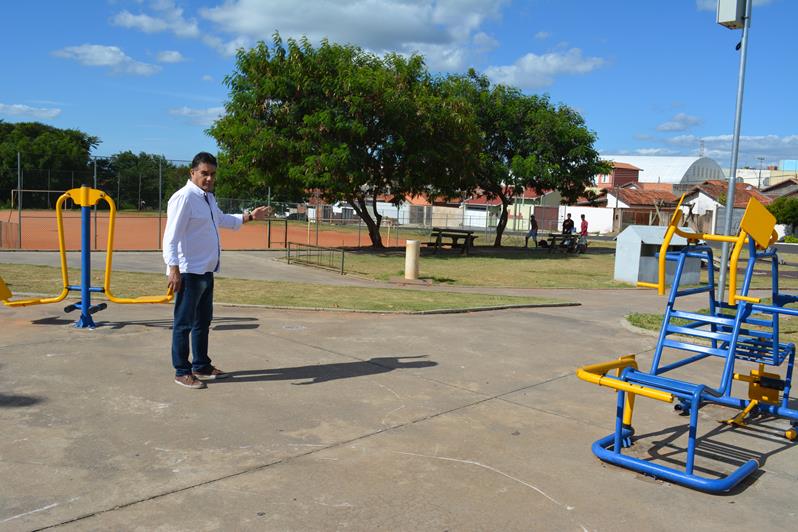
[[1, 0, 796, 169]]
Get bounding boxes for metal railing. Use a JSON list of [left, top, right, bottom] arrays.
[[286, 242, 345, 274]]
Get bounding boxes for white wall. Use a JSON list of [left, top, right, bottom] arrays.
[[559, 206, 614, 234], [683, 192, 718, 216], [462, 206, 489, 228], [375, 201, 410, 224]]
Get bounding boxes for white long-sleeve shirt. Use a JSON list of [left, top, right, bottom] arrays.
[[162, 180, 244, 274]]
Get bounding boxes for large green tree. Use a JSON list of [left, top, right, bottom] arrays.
[[209, 35, 478, 247], [102, 151, 184, 210], [0, 121, 99, 206], [444, 72, 610, 246], [768, 196, 798, 234]]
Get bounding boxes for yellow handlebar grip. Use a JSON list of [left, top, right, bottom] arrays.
[[637, 281, 659, 289]]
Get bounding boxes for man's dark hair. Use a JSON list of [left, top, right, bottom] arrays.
[[191, 152, 217, 169]]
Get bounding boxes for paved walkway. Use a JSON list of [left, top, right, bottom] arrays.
[[1, 251, 796, 531]]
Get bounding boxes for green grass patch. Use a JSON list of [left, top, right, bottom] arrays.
[[344, 241, 628, 289], [0, 263, 568, 312], [342, 240, 798, 291]]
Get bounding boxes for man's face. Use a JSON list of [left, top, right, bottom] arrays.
[[190, 162, 216, 192]]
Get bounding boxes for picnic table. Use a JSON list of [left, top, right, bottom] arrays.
[[426, 227, 478, 255], [542, 232, 576, 252]]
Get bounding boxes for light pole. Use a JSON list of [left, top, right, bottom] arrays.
[[716, 0, 753, 304], [757, 156, 765, 188]]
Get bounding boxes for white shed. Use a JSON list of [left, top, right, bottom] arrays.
[[614, 225, 700, 286]]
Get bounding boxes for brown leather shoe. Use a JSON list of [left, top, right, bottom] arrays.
[[193, 366, 229, 380], [174, 374, 206, 389]]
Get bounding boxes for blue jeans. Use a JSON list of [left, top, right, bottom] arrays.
[[171, 272, 214, 376]]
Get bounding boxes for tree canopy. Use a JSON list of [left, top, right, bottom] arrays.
[[0, 121, 99, 204], [211, 38, 608, 247], [442, 72, 610, 245], [768, 196, 798, 233], [210, 35, 479, 247]]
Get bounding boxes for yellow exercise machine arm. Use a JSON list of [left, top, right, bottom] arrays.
[[1, 186, 172, 307], [636, 194, 778, 306]]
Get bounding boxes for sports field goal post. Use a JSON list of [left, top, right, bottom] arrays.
[[11, 189, 70, 209]]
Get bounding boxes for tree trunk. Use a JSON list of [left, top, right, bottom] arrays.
[[493, 192, 510, 247], [348, 196, 384, 248]]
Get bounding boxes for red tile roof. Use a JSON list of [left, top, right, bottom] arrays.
[[614, 188, 678, 207], [688, 180, 772, 207], [632, 182, 673, 192], [612, 162, 641, 171]]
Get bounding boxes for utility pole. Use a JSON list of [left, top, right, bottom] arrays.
[[757, 156, 765, 188], [17, 152, 22, 249], [716, 0, 753, 304]]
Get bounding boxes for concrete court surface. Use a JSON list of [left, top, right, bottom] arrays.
[[2, 255, 798, 530]]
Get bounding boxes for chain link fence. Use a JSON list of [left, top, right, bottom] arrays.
[[2, 152, 544, 250]]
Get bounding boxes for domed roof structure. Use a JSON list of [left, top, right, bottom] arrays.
[[601, 155, 725, 185]]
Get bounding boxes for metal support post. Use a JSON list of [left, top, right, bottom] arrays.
[[75, 205, 96, 328], [93, 159, 98, 250], [158, 159, 163, 249], [717, 0, 752, 303], [17, 152, 22, 248]]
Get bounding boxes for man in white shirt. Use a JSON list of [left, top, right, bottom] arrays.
[[163, 152, 271, 389]]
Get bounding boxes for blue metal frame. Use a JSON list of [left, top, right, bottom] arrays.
[[589, 237, 798, 492], [67, 204, 107, 328]]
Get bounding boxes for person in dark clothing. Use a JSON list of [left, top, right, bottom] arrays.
[[562, 213, 574, 234]]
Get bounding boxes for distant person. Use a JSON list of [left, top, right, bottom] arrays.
[[578, 214, 589, 252], [562, 213, 574, 234], [163, 151, 272, 389], [525, 214, 538, 248]]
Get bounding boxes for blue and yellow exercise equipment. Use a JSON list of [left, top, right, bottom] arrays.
[[0, 186, 172, 328], [578, 194, 798, 493]]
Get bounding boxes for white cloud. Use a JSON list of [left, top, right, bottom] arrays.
[[656, 113, 702, 132], [202, 74, 214, 82], [472, 32, 498, 52], [169, 106, 224, 126], [199, 0, 508, 68], [485, 48, 605, 89], [635, 148, 675, 156], [0, 102, 61, 120], [534, 31, 550, 40], [665, 133, 798, 164], [111, 0, 200, 38], [110, 0, 512, 70], [111, 11, 169, 32], [157, 50, 186, 63], [202, 34, 250, 56], [696, 0, 772, 11], [53, 44, 160, 76]]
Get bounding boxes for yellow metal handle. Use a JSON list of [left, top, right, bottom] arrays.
[[636, 281, 659, 289], [100, 193, 174, 304], [576, 356, 674, 403], [2, 191, 73, 307]]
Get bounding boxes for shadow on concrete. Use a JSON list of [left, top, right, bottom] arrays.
[[211, 355, 437, 386], [29, 316, 260, 331], [627, 415, 797, 494], [0, 392, 45, 408]]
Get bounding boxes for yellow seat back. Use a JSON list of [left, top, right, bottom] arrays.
[[0, 276, 12, 301], [739, 198, 776, 249]]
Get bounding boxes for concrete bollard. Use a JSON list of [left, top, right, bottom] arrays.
[[404, 240, 420, 280]]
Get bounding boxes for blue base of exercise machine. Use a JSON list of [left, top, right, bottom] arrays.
[[578, 196, 798, 493], [591, 429, 760, 493]]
